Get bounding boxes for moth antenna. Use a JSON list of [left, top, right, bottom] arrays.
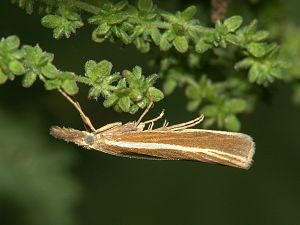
[[135, 101, 154, 126]]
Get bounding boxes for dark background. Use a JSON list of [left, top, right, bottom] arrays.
[[1, 1, 300, 225]]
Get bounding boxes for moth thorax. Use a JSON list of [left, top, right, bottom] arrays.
[[84, 133, 95, 145]]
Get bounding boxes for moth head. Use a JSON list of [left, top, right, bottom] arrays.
[[50, 126, 95, 149]]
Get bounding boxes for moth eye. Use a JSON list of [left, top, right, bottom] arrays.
[[84, 134, 94, 145]]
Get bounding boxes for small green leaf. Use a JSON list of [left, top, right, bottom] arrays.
[[8, 60, 25, 75], [181, 6, 197, 20], [88, 87, 102, 99], [103, 94, 119, 108], [185, 85, 199, 98], [114, 1, 128, 11], [44, 79, 61, 90], [62, 80, 78, 95], [225, 34, 239, 45], [173, 36, 189, 53], [129, 89, 143, 101], [95, 23, 111, 36], [247, 42, 268, 57], [85, 60, 113, 81], [252, 31, 269, 42], [98, 60, 113, 77], [42, 15, 61, 28], [150, 28, 161, 45], [22, 71, 37, 88], [41, 10, 83, 39], [163, 79, 177, 95], [147, 87, 164, 102], [224, 16, 243, 32], [249, 64, 259, 83], [195, 39, 212, 53], [137, 0, 153, 12], [6, 35, 20, 50], [234, 58, 254, 70], [201, 105, 218, 117], [225, 99, 247, 113], [159, 31, 174, 51], [0, 69, 8, 84], [186, 100, 201, 112], [119, 96, 131, 112], [41, 64, 59, 79], [129, 104, 139, 114], [224, 114, 240, 131]]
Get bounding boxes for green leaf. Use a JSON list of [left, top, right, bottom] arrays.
[[248, 64, 259, 83], [0, 69, 8, 84], [225, 99, 247, 113], [186, 100, 201, 112], [42, 15, 61, 28], [234, 58, 254, 70], [150, 28, 161, 45], [129, 104, 139, 114], [88, 87, 102, 99], [224, 114, 240, 131], [247, 42, 268, 57], [147, 87, 164, 102], [119, 96, 131, 112], [224, 16, 243, 32], [181, 6, 197, 20], [85, 60, 113, 81], [114, 1, 128, 11], [252, 31, 269, 42], [41, 64, 59, 79], [201, 105, 218, 117], [137, 0, 153, 12], [95, 23, 111, 36], [173, 36, 189, 53], [44, 79, 61, 90], [8, 60, 25, 75], [129, 89, 143, 101], [41, 8, 83, 39], [163, 79, 177, 95], [185, 84, 200, 98], [103, 94, 119, 108], [6, 35, 20, 50], [22, 71, 37, 88], [62, 80, 78, 95], [159, 31, 174, 51], [195, 39, 212, 53]]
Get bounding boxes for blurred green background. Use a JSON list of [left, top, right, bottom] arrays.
[[1, 1, 300, 225]]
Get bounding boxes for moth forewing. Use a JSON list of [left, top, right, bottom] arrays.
[[99, 129, 255, 169]]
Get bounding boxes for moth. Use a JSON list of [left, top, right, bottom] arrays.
[[50, 90, 255, 169]]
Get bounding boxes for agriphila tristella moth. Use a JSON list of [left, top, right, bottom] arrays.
[[50, 90, 255, 169]]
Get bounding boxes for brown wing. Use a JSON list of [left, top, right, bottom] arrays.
[[99, 129, 255, 169]]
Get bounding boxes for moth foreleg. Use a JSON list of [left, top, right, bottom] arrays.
[[155, 115, 204, 131]]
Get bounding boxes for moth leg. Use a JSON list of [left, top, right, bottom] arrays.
[[142, 109, 165, 125], [95, 122, 122, 133], [147, 122, 154, 130], [163, 119, 169, 127], [58, 89, 96, 132], [157, 115, 204, 131]]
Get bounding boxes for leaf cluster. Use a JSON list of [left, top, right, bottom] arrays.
[[0, 35, 163, 114], [7, 0, 300, 131]]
